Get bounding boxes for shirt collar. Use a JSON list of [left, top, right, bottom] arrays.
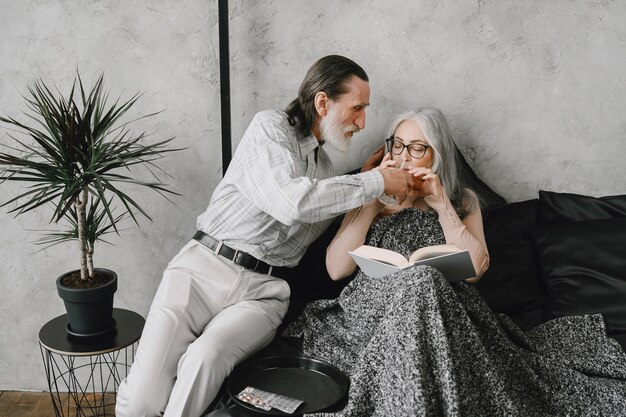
[[298, 133, 322, 159]]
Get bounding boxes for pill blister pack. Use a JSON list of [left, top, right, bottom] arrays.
[[236, 386, 304, 414]]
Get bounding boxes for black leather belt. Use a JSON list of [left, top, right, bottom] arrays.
[[193, 231, 273, 275]]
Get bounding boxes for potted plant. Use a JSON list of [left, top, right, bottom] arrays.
[[0, 74, 182, 337]]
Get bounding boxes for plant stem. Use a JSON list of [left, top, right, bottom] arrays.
[[87, 246, 94, 279], [76, 188, 90, 281]]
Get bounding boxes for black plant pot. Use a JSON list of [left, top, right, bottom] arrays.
[[56, 268, 118, 337]]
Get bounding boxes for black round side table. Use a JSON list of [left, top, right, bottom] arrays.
[[38, 308, 145, 417]]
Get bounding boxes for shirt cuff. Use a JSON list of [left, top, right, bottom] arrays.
[[357, 170, 385, 199]]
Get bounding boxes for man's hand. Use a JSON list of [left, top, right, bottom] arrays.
[[378, 167, 422, 204], [360, 144, 385, 172]]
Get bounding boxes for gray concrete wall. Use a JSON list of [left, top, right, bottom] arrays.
[[0, 0, 624, 390]]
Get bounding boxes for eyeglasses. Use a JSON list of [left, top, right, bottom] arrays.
[[385, 138, 431, 159]]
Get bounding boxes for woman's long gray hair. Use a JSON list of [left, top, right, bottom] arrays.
[[386, 108, 476, 217]]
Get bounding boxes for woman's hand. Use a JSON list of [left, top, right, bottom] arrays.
[[408, 167, 443, 200], [373, 152, 396, 171], [373, 152, 397, 170]]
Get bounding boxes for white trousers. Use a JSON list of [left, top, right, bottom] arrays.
[[115, 240, 290, 417]]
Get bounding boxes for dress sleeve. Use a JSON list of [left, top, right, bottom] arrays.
[[424, 192, 490, 281]]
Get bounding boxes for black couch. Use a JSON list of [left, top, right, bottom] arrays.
[[475, 190, 626, 350], [205, 154, 626, 414], [278, 146, 626, 351], [276, 189, 626, 351]]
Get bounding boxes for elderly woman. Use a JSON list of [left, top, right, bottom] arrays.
[[285, 108, 626, 417]]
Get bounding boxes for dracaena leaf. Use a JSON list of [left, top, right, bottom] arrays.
[[0, 73, 185, 275]]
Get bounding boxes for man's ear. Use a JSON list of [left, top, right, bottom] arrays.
[[314, 91, 328, 117]]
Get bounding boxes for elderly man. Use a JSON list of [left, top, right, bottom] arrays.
[[116, 55, 419, 417]]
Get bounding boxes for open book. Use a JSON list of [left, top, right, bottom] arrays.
[[349, 243, 475, 282]]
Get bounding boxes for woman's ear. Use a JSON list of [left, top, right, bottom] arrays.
[[314, 91, 328, 117]]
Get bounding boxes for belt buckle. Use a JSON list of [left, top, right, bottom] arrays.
[[236, 251, 256, 270], [214, 241, 224, 256]]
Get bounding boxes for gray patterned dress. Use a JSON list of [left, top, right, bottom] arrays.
[[284, 208, 626, 417]]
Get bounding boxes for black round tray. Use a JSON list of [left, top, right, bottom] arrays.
[[227, 355, 350, 415]]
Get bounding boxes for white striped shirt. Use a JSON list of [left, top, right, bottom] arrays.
[[197, 110, 384, 267]]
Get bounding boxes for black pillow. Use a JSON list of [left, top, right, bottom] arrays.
[[534, 216, 626, 334], [474, 199, 546, 330], [455, 147, 507, 213], [538, 190, 626, 222]]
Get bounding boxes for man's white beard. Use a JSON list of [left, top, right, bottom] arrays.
[[319, 110, 358, 153]]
